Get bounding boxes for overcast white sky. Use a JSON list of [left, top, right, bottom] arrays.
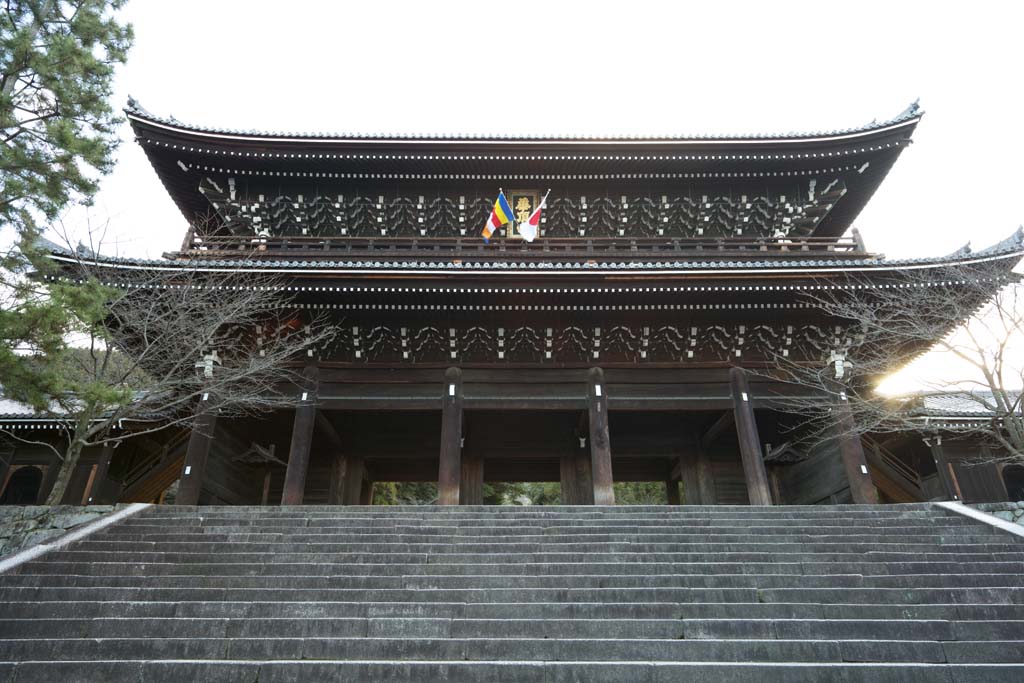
[[63, 0, 1024, 391], [82, 0, 1023, 261]]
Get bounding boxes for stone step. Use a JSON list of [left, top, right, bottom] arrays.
[[122, 518, 968, 529], [6, 572, 1024, 591], [17, 551, 1024, 574], [7, 599, 1024, 622], [1, 659, 1022, 683], [132, 503, 940, 515], [90, 521, 1005, 534], [3, 584, 1023, 605], [12, 558, 1021, 577], [39, 540, 1024, 561], [3, 616, 1022, 642], [72, 532, 1004, 551], [3, 504, 1020, 678], [0, 635, 993, 663], [90, 532, 1000, 546]]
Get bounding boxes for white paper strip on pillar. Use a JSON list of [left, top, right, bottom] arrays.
[[301, 392, 308, 401], [861, 465, 868, 474], [595, 385, 602, 397], [184, 466, 192, 475], [741, 392, 749, 402], [449, 384, 456, 397]]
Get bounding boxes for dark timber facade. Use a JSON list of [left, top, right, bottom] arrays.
[[4, 101, 1024, 506]]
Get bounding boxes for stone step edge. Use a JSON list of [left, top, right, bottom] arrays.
[[0, 504, 151, 576], [1, 658, 1020, 668]]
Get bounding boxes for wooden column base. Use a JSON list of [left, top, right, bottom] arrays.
[[587, 367, 615, 505], [665, 480, 681, 505], [438, 367, 464, 506], [359, 480, 375, 506], [176, 398, 218, 506], [341, 456, 364, 505], [460, 453, 483, 505]]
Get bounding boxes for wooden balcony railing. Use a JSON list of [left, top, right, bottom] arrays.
[[180, 232, 867, 261]]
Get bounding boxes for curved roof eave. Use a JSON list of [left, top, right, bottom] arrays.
[[125, 98, 923, 148], [42, 230, 1024, 279]]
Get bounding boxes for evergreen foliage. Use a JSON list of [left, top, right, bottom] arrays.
[[1, 0, 133, 230]]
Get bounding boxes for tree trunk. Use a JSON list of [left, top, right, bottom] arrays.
[[45, 438, 83, 505]]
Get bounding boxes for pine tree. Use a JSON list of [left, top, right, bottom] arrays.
[[1, 1, 133, 502]]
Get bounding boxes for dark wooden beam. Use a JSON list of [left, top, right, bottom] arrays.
[[176, 394, 218, 506], [828, 380, 880, 504], [729, 367, 772, 506], [460, 452, 483, 505], [281, 364, 320, 505], [438, 367, 464, 505], [587, 367, 615, 505], [700, 410, 735, 451]]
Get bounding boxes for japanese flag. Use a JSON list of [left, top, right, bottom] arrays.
[[518, 192, 548, 242]]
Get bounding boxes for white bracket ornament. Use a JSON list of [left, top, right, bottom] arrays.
[[829, 350, 848, 380]]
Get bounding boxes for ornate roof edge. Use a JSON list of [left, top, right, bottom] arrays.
[[125, 98, 923, 146], [39, 227, 1024, 277]]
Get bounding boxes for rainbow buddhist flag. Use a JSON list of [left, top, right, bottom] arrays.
[[482, 190, 513, 242]]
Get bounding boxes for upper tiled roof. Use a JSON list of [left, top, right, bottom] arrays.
[[126, 98, 923, 144]]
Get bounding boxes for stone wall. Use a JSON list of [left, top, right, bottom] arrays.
[[972, 502, 1024, 527], [0, 505, 120, 559]]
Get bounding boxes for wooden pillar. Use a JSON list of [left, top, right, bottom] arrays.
[[768, 466, 785, 505], [341, 455, 365, 505], [460, 452, 483, 505], [328, 455, 346, 505], [261, 467, 273, 506], [828, 380, 880, 504], [729, 367, 772, 506], [176, 394, 218, 506], [587, 367, 615, 505], [0, 450, 13, 500], [359, 480, 374, 506], [438, 367, 463, 506], [60, 462, 94, 504], [88, 443, 121, 504], [927, 436, 962, 501], [678, 455, 702, 505], [575, 447, 595, 505], [665, 480, 681, 505], [696, 449, 717, 504], [281, 364, 319, 505], [560, 454, 581, 505]]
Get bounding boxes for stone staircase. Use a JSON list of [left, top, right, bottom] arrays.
[[1, 504, 1023, 681]]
